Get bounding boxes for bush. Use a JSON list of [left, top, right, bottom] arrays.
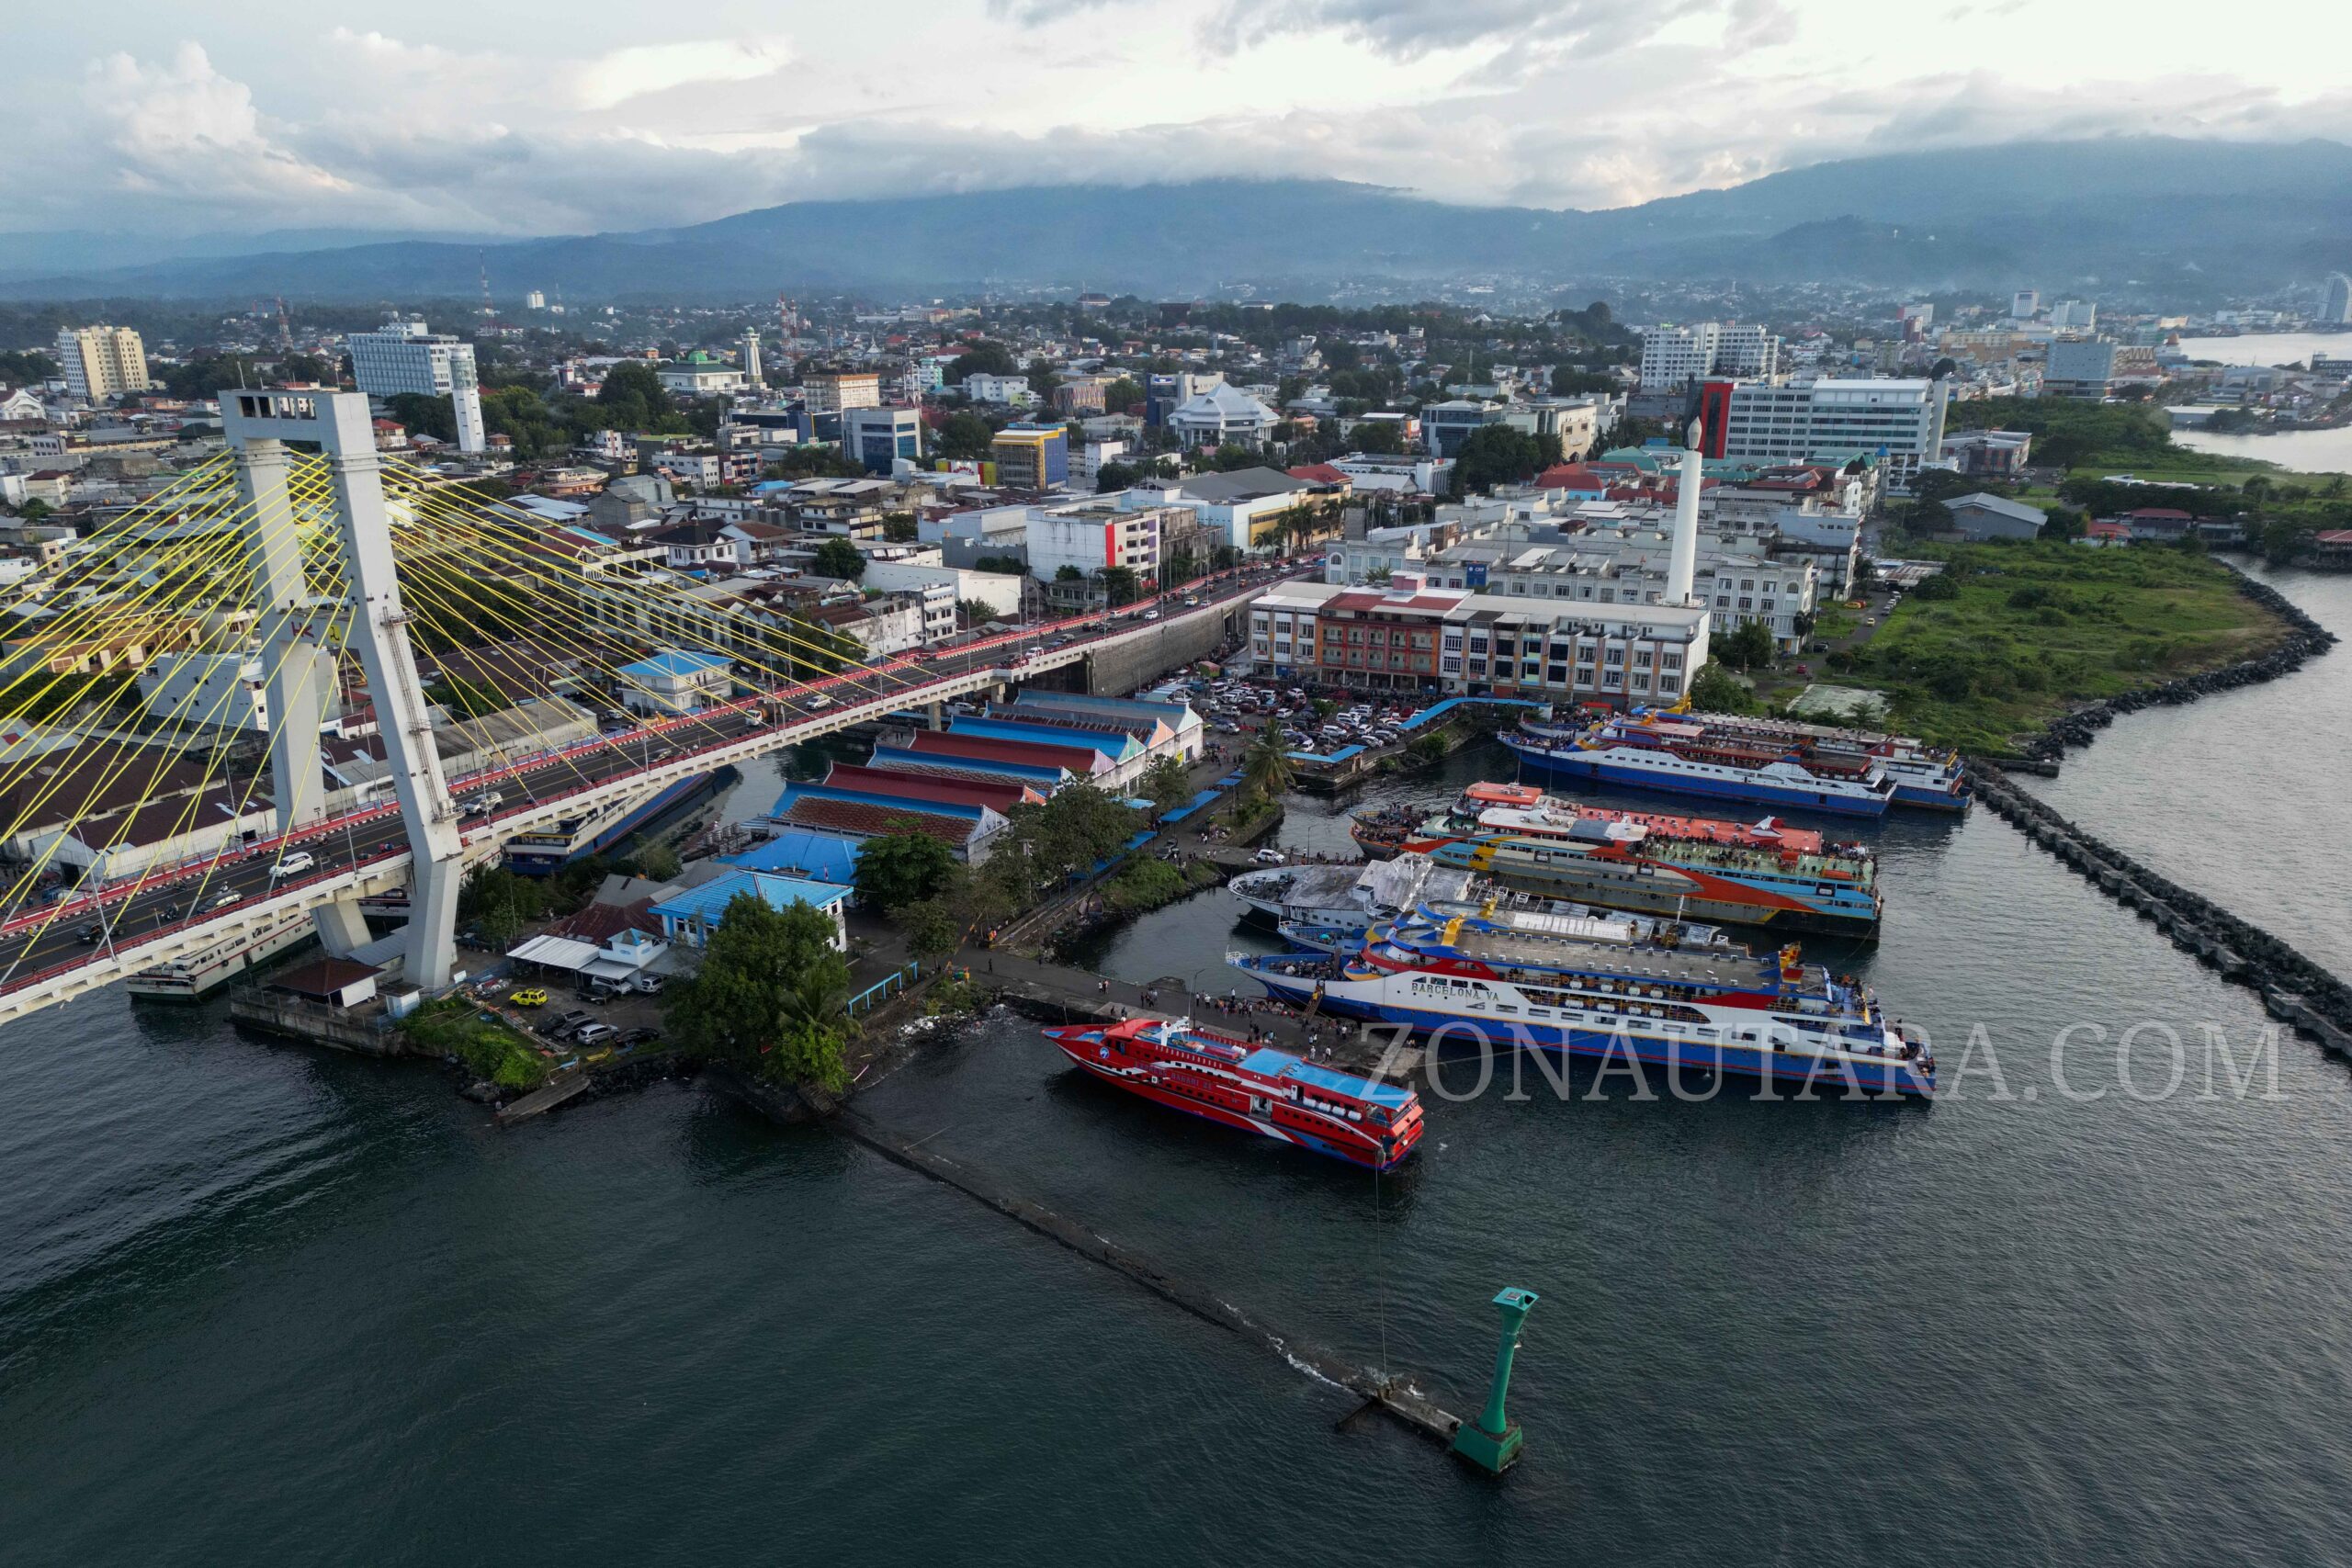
[[1910, 573, 1960, 602]]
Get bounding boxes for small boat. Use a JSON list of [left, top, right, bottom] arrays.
[[1043, 1014, 1424, 1170]]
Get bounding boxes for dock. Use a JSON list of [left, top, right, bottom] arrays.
[[971, 944, 1426, 1085]]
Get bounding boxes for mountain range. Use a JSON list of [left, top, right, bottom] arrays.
[[4, 137, 2347, 304]]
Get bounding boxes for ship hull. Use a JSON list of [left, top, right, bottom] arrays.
[[123, 909, 318, 1001], [1504, 739, 1893, 818], [503, 773, 718, 875], [1046, 1030, 1416, 1170], [1241, 976, 1929, 1097], [1427, 843, 1880, 940]]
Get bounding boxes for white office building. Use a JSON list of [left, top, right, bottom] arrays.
[[347, 320, 485, 455], [2321, 273, 2352, 327], [1712, 378, 1948, 488], [1638, 323, 1781, 391]]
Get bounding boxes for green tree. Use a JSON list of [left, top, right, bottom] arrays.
[[1686, 660, 1760, 714], [1351, 420, 1406, 455], [1715, 618, 1778, 671], [664, 893, 852, 1090], [854, 829, 959, 910], [811, 536, 865, 580], [944, 341, 1019, 383], [1136, 754, 1193, 819], [1240, 719, 1295, 804], [1448, 424, 1545, 496], [881, 512, 920, 542], [935, 411, 997, 460], [0, 349, 58, 384], [1096, 565, 1140, 605], [457, 864, 549, 947], [1549, 366, 1617, 396], [1103, 377, 1143, 412], [898, 896, 966, 962], [631, 840, 684, 882], [595, 361, 674, 431]]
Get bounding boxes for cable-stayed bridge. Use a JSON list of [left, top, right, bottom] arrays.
[[0, 390, 1280, 1024]]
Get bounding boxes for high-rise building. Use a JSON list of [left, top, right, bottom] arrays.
[[803, 368, 881, 414], [526, 290, 547, 310], [842, 406, 922, 474], [2322, 273, 2352, 327], [1701, 378, 1948, 487], [1637, 322, 1780, 391], [2010, 290, 2041, 321], [991, 423, 1070, 491], [346, 320, 484, 455], [2051, 299, 2098, 331], [2041, 338, 2119, 400], [53, 325, 152, 403]]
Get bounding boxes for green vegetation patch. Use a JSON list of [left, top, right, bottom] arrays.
[[1825, 542, 2285, 753], [399, 998, 549, 1091]]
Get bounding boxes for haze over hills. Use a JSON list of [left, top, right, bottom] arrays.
[[5, 137, 2347, 304]]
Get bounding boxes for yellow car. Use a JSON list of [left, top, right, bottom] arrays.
[[508, 987, 548, 1008]]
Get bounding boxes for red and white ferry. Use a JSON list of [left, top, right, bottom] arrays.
[[1044, 1015, 1424, 1170]]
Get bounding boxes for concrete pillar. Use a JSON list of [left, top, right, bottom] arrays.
[[926, 701, 944, 731], [451, 379, 487, 456], [1667, 424, 1703, 607], [231, 435, 331, 830], [220, 390, 466, 990], [311, 897, 372, 958]]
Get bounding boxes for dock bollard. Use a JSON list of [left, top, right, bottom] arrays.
[[1451, 1287, 1539, 1475]]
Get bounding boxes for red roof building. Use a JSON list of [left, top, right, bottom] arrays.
[[822, 762, 1039, 812]]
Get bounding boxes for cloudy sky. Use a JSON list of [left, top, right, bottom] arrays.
[[9, 0, 2345, 239]]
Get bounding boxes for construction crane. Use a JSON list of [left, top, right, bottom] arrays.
[[478, 252, 493, 320]]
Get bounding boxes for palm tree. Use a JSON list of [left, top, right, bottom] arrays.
[[1240, 718, 1295, 805]]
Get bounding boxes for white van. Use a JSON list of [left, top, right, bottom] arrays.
[[271, 852, 316, 879]]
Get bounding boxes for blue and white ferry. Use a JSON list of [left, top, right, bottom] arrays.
[[1229, 908, 1934, 1097]]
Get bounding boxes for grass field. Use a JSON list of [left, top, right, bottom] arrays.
[[1794, 543, 2288, 754]]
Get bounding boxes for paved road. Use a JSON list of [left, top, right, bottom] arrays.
[[0, 560, 1307, 997]]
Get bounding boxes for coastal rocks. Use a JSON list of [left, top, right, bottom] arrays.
[[2020, 568, 2339, 762], [1967, 765, 2352, 1063]]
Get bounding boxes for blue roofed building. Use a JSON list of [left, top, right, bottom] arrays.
[[614, 649, 733, 716], [650, 869, 851, 950], [945, 715, 1141, 782], [1006, 689, 1204, 763], [719, 829, 864, 884]]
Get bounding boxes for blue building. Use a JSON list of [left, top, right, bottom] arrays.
[[650, 869, 850, 950], [842, 406, 924, 475]]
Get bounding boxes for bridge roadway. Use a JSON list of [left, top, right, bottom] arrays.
[[0, 561, 1302, 1023]]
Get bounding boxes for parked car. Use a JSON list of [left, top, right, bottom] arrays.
[[630, 973, 665, 995], [618, 1026, 662, 1046], [508, 987, 548, 1008], [572, 1022, 620, 1046], [1251, 848, 1287, 865]]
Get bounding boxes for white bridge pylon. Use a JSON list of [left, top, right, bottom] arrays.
[[220, 390, 467, 988]]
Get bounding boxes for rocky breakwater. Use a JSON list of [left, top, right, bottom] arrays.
[[2022, 569, 2338, 763], [1968, 764, 2352, 1064]]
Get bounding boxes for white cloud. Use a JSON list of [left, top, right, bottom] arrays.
[[568, 37, 794, 111], [0, 3, 2345, 245]]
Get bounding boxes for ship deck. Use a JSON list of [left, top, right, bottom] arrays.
[[1403, 925, 1784, 990]]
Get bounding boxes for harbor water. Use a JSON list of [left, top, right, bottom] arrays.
[[5, 571, 2352, 1564]]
